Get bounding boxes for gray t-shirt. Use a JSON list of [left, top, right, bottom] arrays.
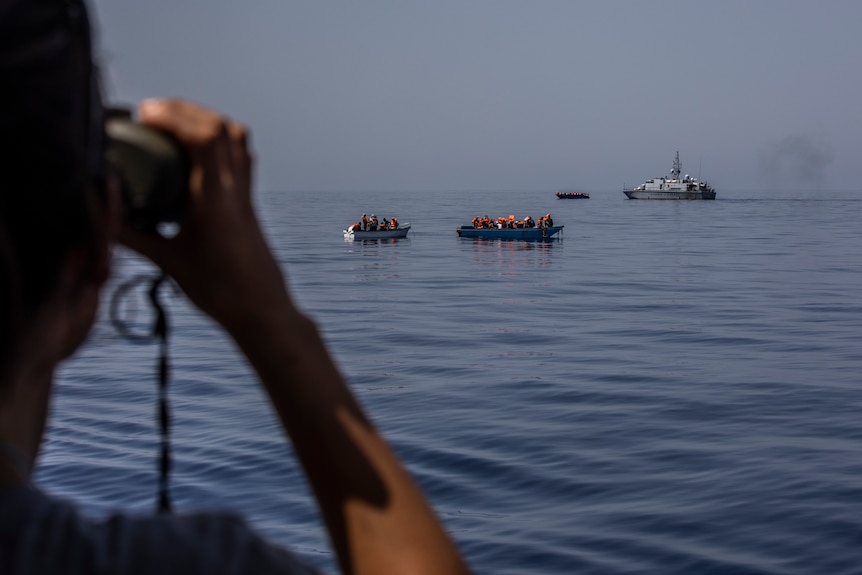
[[0, 486, 325, 574]]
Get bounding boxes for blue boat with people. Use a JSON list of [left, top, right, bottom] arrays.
[[457, 225, 563, 240], [458, 213, 562, 240]]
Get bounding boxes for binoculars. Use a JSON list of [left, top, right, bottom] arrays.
[[104, 108, 189, 232]]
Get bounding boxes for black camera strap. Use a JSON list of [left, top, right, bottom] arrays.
[[150, 274, 172, 514], [110, 273, 173, 514]]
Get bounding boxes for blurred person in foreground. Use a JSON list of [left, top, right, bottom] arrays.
[[0, 0, 470, 573]]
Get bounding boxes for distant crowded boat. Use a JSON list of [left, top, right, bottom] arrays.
[[556, 191, 590, 199], [623, 152, 716, 200], [344, 223, 410, 240], [457, 226, 563, 240], [344, 213, 410, 240], [458, 213, 562, 240]]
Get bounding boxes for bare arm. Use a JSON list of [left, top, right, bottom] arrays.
[[119, 99, 470, 575]]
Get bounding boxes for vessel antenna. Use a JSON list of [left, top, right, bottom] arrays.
[[671, 151, 681, 180]]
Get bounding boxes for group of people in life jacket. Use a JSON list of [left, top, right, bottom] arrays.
[[471, 213, 554, 229], [348, 213, 399, 233]]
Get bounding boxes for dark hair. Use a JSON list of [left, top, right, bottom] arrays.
[[0, 0, 103, 375]]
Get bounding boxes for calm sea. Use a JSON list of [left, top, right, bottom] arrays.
[[40, 189, 862, 574]]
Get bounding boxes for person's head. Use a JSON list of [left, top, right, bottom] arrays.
[[0, 0, 111, 382]]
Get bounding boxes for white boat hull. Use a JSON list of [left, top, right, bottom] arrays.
[[623, 189, 716, 200], [344, 225, 410, 240]]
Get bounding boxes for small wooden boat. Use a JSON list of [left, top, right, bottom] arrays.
[[344, 224, 411, 240], [556, 191, 590, 199], [456, 225, 563, 240]]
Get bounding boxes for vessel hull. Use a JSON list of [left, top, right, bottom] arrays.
[[457, 225, 563, 240], [344, 226, 410, 240], [623, 190, 716, 200]]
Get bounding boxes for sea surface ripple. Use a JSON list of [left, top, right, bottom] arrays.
[[40, 189, 862, 574]]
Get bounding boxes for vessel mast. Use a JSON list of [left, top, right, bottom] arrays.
[[671, 151, 681, 180]]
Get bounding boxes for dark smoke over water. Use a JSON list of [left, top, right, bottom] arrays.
[[758, 134, 833, 190]]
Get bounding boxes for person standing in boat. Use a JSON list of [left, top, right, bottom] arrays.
[[361, 213, 369, 231], [369, 214, 379, 231], [391, 217, 398, 230], [0, 1, 471, 574]]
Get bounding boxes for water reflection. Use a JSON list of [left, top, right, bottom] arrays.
[[461, 237, 562, 271], [344, 237, 411, 246], [344, 237, 408, 281]]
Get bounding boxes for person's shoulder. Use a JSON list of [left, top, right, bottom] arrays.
[[107, 508, 326, 574], [0, 487, 325, 575]]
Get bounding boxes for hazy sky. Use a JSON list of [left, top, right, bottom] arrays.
[[90, 0, 861, 192]]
